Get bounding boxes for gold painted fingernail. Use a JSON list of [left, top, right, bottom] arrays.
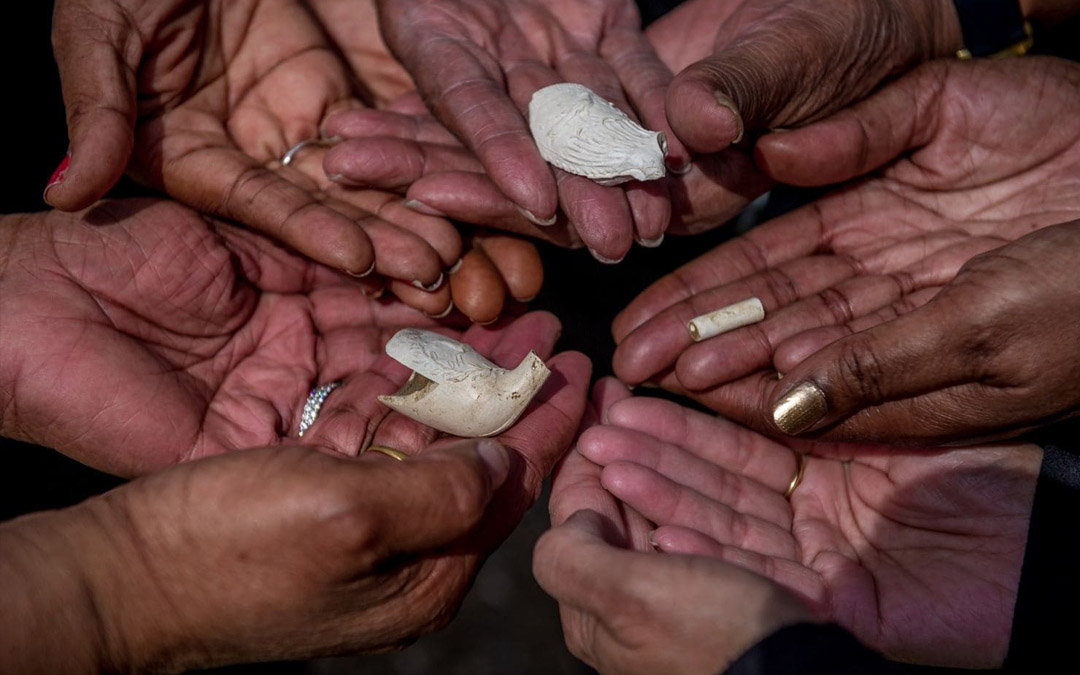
[[772, 382, 826, 435]]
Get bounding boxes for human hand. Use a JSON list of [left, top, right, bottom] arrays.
[[579, 384, 1040, 668], [532, 380, 812, 675], [652, 0, 960, 151], [47, 0, 459, 301], [373, 0, 689, 262], [0, 438, 526, 671], [612, 57, 1080, 438], [0, 199, 567, 476]]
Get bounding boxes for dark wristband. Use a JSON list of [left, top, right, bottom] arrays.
[[953, 0, 1033, 58]]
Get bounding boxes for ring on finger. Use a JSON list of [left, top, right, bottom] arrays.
[[783, 450, 807, 500], [297, 380, 342, 437], [366, 444, 408, 461]]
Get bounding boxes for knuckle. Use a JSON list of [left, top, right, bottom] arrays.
[[834, 338, 889, 405]]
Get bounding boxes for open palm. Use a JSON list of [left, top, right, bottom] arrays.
[[0, 198, 451, 476], [612, 57, 1080, 430], [49, 0, 458, 301], [578, 384, 1041, 668]]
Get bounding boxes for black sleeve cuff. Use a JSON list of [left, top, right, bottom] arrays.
[[1005, 443, 1080, 670], [725, 623, 900, 675]]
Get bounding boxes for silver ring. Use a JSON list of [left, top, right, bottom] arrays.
[[298, 380, 342, 437], [281, 138, 326, 167]]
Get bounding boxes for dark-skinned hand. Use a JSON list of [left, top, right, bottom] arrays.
[[613, 57, 1080, 445]]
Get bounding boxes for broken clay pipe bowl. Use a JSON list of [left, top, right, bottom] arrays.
[[377, 328, 551, 437], [528, 82, 667, 186]]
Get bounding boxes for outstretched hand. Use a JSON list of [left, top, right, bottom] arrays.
[[372, 0, 687, 262], [47, 0, 459, 302], [533, 379, 812, 675], [579, 382, 1040, 668], [613, 57, 1080, 443], [0, 199, 577, 476]]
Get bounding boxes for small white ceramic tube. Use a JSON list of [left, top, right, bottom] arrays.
[[687, 297, 765, 342]]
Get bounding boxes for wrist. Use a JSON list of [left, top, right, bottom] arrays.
[[0, 506, 123, 673]]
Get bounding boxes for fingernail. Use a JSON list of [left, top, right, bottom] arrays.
[[326, 173, 361, 186], [516, 205, 557, 226], [362, 285, 385, 300], [476, 439, 510, 487], [589, 248, 625, 264], [412, 272, 444, 292], [714, 93, 744, 145], [404, 199, 447, 217], [636, 234, 664, 248], [424, 300, 454, 319], [772, 382, 827, 436], [448, 257, 464, 274], [667, 159, 692, 175], [344, 259, 377, 278], [647, 530, 660, 549], [43, 152, 71, 205]]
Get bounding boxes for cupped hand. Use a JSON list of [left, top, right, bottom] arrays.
[[532, 379, 812, 675], [612, 57, 1080, 433], [374, 0, 687, 261], [21, 438, 513, 671], [766, 220, 1080, 442], [48, 0, 459, 297], [0, 198, 462, 476], [654, 0, 960, 151], [579, 383, 1040, 668]]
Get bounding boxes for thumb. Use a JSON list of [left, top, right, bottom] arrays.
[[769, 296, 977, 437], [754, 63, 943, 186], [357, 438, 511, 555], [46, 2, 139, 210]]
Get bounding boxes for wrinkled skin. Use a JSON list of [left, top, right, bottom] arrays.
[[533, 378, 812, 675], [613, 57, 1080, 443], [0, 198, 580, 476], [578, 381, 1040, 668], [372, 0, 690, 262], [650, 0, 960, 151], [48, 0, 460, 305], [2, 371, 587, 672], [767, 221, 1080, 442]]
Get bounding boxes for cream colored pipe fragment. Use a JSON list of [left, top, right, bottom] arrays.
[[528, 83, 667, 186], [378, 329, 551, 437], [687, 297, 765, 342]]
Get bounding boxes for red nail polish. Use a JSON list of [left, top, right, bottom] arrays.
[[43, 153, 71, 204]]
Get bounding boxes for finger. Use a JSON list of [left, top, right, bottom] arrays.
[[755, 64, 940, 186], [772, 287, 941, 372], [348, 437, 511, 556], [591, 376, 634, 424], [600, 23, 691, 171], [769, 291, 986, 437], [673, 271, 918, 391], [392, 19, 559, 221], [612, 205, 828, 342], [576, 425, 792, 527], [154, 145, 378, 275], [322, 107, 462, 146], [448, 246, 507, 324], [385, 279, 454, 318], [48, 3, 138, 209], [650, 526, 826, 610], [474, 234, 545, 302], [613, 254, 862, 387], [324, 137, 484, 191], [407, 173, 583, 246], [533, 509, 641, 610]]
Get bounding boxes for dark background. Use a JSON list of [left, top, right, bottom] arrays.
[[3, 3, 1079, 674]]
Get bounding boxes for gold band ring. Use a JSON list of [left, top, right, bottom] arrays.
[[783, 451, 806, 500], [366, 444, 408, 461]]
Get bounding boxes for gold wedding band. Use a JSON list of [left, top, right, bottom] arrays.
[[783, 450, 807, 500], [366, 444, 408, 461]]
